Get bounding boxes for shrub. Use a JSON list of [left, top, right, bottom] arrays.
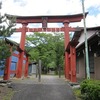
[[80, 79, 100, 100]]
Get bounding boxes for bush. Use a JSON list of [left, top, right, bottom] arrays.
[[80, 79, 100, 100]]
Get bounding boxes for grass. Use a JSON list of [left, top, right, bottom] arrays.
[[73, 88, 82, 100], [3, 89, 15, 100]]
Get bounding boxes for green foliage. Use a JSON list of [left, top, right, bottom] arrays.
[[26, 32, 64, 73], [0, 39, 11, 70], [0, 12, 16, 70], [0, 14, 16, 37], [73, 88, 82, 100], [80, 79, 100, 100]]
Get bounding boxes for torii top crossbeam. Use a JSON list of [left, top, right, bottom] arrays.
[[6, 12, 88, 24]]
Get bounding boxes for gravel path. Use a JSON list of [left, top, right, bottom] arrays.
[[11, 75, 76, 100]]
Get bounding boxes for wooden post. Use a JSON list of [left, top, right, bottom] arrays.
[[16, 22, 27, 78], [63, 20, 70, 80], [70, 46, 76, 82], [36, 64, 38, 78], [16, 51, 24, 78], [20, 22, 28, 50], [3, 57, 11, 80], [38, 60, 41, 82], [3, 46, 12, 80], [24, 56, 29, 77], [58, 65, 61, 78]]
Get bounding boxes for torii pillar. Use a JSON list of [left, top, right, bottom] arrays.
[[24, 56, 29, 77], [16, 22, 28, 78], [70, 46, 76, 82], [63, 20, 70, 80], [3, 46, 12, 80]]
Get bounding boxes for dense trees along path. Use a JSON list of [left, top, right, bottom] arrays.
[[11, 75, 76, 100]]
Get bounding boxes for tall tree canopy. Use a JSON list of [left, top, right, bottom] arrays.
[[0, 3, 16, 70], [26, 32, 64, 74]]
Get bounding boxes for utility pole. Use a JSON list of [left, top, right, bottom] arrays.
[[82, 0, 90, 79], [0, 2, 1, 9]]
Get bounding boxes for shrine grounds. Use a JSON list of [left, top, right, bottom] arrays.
[[0, 75, 76, 100]]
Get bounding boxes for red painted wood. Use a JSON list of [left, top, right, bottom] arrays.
[[70, 46, 76, 82], [24, 56, 29, 77], [63, 20, 70, 80], [3, 57, 11, 80], [16, 52, 24, 78], [64, 52, 70, 80], [16, 27, 75, 32], [15, 13, 88, 23], [4, 46, 12, 80], [63, 20, 70, 47], [23, 57, 27, 60], [12, 53, 19, 57], [20, 23, 27, 50], [10, 70, 16, 74]]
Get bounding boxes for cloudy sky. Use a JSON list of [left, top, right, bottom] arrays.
[[0, 0, 100, 42]]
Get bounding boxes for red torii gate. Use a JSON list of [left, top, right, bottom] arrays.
[[5, 13, 87, 82]]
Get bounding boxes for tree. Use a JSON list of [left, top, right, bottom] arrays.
[[0, 3, 16, 70], [26, 32, 64, 74], [53, 33, 64, 75]]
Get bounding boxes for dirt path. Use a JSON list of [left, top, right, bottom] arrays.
[[11, 75, 76, 100]]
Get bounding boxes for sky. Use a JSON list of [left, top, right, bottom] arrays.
[[0, 0, 100, 43]]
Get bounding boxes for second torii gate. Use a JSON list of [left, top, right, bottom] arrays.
[[6, 13, 88, 82]]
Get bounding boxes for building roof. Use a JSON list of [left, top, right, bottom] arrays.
[[71, 27, 83, 42], [5, 38, 30, 56], [72, 26, 100, 40], [66, 28, 82, 52], [5, 38, 19, 47], [87, 26, 100, 30], [72, 26, 100, 49]]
